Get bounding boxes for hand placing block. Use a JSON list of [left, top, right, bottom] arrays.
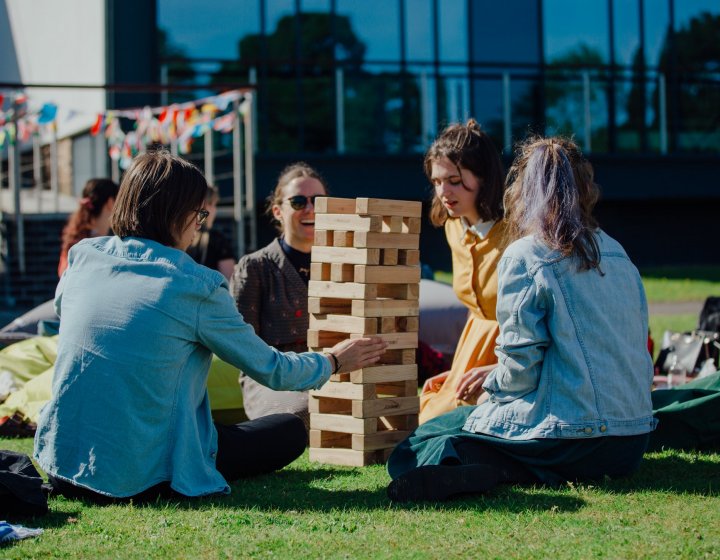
[[309, 196, 422, 466]]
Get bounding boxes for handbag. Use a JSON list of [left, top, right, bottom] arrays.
[[655, 330, 720, 375]]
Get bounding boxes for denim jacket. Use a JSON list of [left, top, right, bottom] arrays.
[[35, 236, 330, 498], [463, 230, 657, 440]]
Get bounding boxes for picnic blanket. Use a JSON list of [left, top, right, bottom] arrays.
[[0, 336, 244, 426], [648, 370, 720, 451]]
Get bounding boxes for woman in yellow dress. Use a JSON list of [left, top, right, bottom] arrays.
[[419, 119, 507, 424]]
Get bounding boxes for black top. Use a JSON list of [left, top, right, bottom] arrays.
[[279, 237, 311, 284], [186, 229, 235, 272]]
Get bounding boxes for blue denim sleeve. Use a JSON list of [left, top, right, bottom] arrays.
[[196, 283, 331, 391], [482, 256, 549, 402]]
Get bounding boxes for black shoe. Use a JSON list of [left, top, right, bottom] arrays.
[[387, 464, 499, 503]]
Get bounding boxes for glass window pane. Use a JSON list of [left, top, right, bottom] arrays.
[[158, 0, 260, 60], [266, 0, 296, 35], [644, 0, 669, 68], [613, 0, 640, 67], [336, 1, 400, 61], [544, 0, 609, 64], [470, 77, 503, 149], [471, 0, 541, 64], [438, 0, 468, 62], [406, 0, 433, 62], [300, 0, 330, 12]]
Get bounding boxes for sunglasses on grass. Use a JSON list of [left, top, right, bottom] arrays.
[[285, 195, 319, 210]]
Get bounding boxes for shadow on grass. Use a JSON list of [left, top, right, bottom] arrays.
[[639, 266, 720, 282]]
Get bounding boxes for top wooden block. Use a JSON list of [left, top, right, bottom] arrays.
[[315, 197, 422, 218]]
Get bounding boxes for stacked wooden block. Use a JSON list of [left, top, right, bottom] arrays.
[[308, 197, 422, 466]]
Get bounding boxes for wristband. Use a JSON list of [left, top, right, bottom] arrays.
[[326, 352, 340, 374]]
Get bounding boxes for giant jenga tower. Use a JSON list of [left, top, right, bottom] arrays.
[[307, 197, 422, 466]]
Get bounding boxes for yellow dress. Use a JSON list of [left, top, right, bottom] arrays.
[[419, 218, 506, 424]]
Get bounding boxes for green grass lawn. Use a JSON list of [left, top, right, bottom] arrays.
[[1, 436, 718, 559]]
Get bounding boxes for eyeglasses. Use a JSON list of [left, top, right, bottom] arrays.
[[195, 208, 210, 226], [285, 195, 319, 211]]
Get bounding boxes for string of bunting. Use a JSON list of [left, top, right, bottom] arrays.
[[0, 89, 250, 169]]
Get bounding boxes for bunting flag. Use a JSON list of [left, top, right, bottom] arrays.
[[0, 129, 5, 149], [90, 113, 104, 136]]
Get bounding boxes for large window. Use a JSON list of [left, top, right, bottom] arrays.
[[544, 0, 609, 65]]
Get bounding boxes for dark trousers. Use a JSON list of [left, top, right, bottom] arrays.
[[49, 413, 307, 504]]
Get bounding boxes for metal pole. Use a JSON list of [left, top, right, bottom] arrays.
[[502, 72, 512, 154], [335, 67, 345, 154], [50, 124, 59, 213], [33, 133, 42, 212], [111, 154, 120, 184], [9, 124, 25, 275], [249, 67, 258, 153], [160, 63, 169, 108], [448, 78, 458, 123], [232, 98, 245, 257], [243, 94, 256, 250], [582, 71, 592, 152], [658, 73, 668, 154], [204, 128, 214, 185], [420, 71, 430, 144]]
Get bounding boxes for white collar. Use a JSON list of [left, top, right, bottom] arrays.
[[461, 217, 495, 240]]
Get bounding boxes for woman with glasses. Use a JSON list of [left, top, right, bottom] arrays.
[[418, 119, 508, 424], [34, 151, 386, 503], [386, 137, 655, 502], [231, 162, 328, 430]]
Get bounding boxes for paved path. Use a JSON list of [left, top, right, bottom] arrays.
[[648, 300, 704, 316]]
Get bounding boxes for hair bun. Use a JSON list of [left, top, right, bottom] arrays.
[[465, 118, 482, 132]]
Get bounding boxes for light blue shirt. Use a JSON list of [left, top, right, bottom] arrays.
[[464, 230, 657, 440], [34, 236, 330, 498]]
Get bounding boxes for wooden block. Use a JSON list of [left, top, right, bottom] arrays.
[[382, 216, 403, 233], [310, 262, 330, 281], [355, 198, 422, 218], [315, 214, 382, 232], [375, 380, 417, 397], [380, 316, 396, 333], [396, 316, 419, 332], [351, 299, 419, 317], [354, 265, 420, 284], [349, 364, 418, 384], [350, 331, 418, 350], [309, 281, 378, 300], [308, 297, 351, 314], [329, 372, 351, 383], [332, 231, 354, 247], [381, 248, 398, 265], [309, 395, 352, 414], [310, 413, 376, 434], [307, 330, 349, 347], [398, 249, 420, 266], [310, 314, 377, 334], [314, 230, 333, 246], [377, 283, 419, 300], [404, 217, 421, 234], [314, 197, 356, 214], [378, 414, 419, 432], [353, 232, 420, 250], [310, 429, 351, 448], [352, 430, 411, 451], [310, 382, 373, 400], [377, 349, 417, 365], [352, 396, 420, 418], [312, 246, 380, 265], [330, 263, 354, 282], [309, 447, 388, 467]]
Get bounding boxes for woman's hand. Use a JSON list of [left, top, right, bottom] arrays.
[[455, 364, 495, 403], [421, 371, 449, 394], [328, 337, 388, 373]]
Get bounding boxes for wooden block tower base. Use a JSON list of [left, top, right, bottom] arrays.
[[308, 197, 422, 466]]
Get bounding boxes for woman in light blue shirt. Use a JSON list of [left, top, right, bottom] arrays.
[[387, 137, 656, 502], [34, 151, 386, 503]]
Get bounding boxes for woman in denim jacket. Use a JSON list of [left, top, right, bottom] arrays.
[[387, 137, 656, 502], [34, 151, 386, 503]]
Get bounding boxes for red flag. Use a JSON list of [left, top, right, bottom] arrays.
[[90, 113, 104, 136], [158, 107, 169, 123]]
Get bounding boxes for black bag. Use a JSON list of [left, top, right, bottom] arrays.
[[654, 330, 720, 375], [0, 450, 49, 518], [698, 296, 720, 333]]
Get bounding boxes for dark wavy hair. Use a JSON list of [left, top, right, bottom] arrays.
[[504, 136, 602, 271], [111, 150, 208, 247], [266, 162, 329, 233], [60, 178, 119, 256], [424, 119, 505, 227]]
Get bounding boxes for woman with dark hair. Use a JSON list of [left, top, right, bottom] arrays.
[[231, 162, 328, 429], [386, 137, 656, 502], [58, 178, 119, 276], [419, 119, 507, 424], [186, 185, 236, 280], [34, 151, 385, 503]]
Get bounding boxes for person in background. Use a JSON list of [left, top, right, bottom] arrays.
[[35, 151, 385, 503], [186, 185, 235, 280], [58, 178, 119, 276], [387, 137, 656, 502], [230, 163, 328, 430], [418, 119, 507, 424]]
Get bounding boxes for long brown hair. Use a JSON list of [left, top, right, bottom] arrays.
[[424, 119, 505, 227], [266, 162, 329, 233], [60, 178, 119, 255], [504, 137, 602, 271]]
